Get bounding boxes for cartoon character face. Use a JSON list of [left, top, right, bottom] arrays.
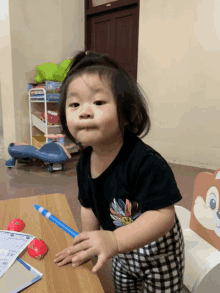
[[193, 186, 220, 236], [121, 217, 133, 226], [47, 84, 54, 93], [55, 86, 60, 93], [190, 168, 220, 251]]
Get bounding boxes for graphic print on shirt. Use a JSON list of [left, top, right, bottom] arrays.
[[110, 198, 142, 228]]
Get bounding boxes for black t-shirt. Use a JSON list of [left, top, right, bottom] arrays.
[[76, 128, 182, 231]]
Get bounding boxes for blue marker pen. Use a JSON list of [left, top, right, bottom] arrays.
[[34, 204, 97, 258], [34, 204, 79, 238]]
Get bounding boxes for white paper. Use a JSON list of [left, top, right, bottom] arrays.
[[0, 257, 43, 293], [0, 230, 35, 278]]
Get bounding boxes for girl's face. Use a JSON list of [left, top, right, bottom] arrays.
[[65, 72, 123, 149]]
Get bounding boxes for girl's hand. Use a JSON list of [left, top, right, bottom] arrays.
[[54, 248, 89, 267], [54, 231, 119, 274]]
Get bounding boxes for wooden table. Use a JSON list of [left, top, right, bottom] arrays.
[[0, 193, 105, 292]]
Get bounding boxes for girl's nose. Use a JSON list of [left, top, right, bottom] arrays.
[[79, 104, 93, 119], [80, 114, 91, 119]]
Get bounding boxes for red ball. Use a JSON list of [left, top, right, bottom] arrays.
[[7, 218, 25, 232], [28, 238, 48, 260]]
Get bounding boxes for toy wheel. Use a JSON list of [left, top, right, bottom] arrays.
[[18, 158, 29, 164], [62, 165, 66, 171]]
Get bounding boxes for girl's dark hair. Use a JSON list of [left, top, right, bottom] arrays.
[[58, 50, 151, 150]]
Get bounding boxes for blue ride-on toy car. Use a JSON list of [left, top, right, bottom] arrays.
[[5, 134, 72, 173]]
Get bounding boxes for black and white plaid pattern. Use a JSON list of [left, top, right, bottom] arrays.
[[112, 213, 185, 292]]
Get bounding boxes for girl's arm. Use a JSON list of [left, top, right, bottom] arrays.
[[114, 205, 175, 254], [81, 206, 100, 232]]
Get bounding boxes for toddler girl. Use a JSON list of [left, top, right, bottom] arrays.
[[54, 50, 185, 292]]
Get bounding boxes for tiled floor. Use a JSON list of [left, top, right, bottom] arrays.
[[0, 137, 214, 292]]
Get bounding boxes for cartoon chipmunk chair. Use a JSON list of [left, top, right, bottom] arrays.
[[174, 168, 220, 293]]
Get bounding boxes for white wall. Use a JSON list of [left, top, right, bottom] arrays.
[[138, 0, 220, 170], [0, 0, 84, 159], [0, 0, 16, 143], [0, 0, 220, 169], [0, 1, 9, 134]]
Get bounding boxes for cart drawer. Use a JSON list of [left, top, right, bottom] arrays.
[[32, 114, 46, 133], [32, 135, 46, 149]]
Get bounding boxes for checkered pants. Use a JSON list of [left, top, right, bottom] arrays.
[[112, 212, 185, 293]]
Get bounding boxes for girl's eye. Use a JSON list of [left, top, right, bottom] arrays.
[[95, 100, 105, 106], [70, 103, 79, 108], [69, 101, 105, 108]]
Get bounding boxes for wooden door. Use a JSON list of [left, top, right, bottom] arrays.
[[85, 0, 140, 81]]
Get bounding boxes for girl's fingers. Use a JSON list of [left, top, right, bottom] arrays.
[[54, 251, 70, 263], [54, 255, 64, 263], [54, 255, 72, 266], [55, 247, 72, 256], [54, 247, 80, 267]]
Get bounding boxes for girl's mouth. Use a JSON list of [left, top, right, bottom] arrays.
[[81, 127, 95, 130]]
